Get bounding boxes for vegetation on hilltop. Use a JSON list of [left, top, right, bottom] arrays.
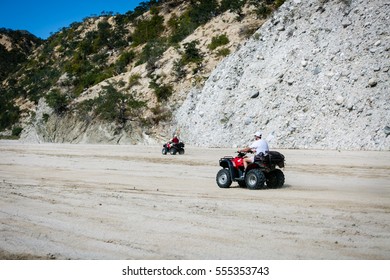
[[0, 0, 284, 137], [0, 28, 43, 82]]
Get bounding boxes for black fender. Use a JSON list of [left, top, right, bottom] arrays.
[[219, 158, 238, 180], [247, 161, 271, 173], [246, 162, 261, 171]]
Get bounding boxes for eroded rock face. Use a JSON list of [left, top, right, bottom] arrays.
[[174, 0, 390, 150], [20, 98, 156, 145]]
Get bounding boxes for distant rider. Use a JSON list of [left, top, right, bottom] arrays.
[[239, 131, 269, 172], [170, 134, 180, 144]]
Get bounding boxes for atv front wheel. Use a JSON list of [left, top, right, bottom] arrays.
[[245, 169, 266, 190], [170, 148, 177, 155], [266, 169, 285, 188], [216, 169, 232, 188], [162, 148, 168, 155]]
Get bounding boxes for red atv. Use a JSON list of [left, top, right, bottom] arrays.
[[162, 142, 185, 155], [216, 151, 285, 189]]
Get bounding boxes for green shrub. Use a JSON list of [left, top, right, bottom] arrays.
[[182, 40, 203, 65], [115, 51, 136, 73], [188, 0, 219, 26], [45, 89, 69, 115], [120, 2, 152, 24], [74, 69, 113, 96], [149, 77, 173, 102], [128, 74, 141, 88], [94, 87, 124, 122], [92, 84, 145, 124], [216, 48, 231, 57], [154, 84, 173, 102], [0, 92, 20, 130], [219, 0, 247, 14], [136, 39, 168, 72], [95, 84, 146, 125], [250, 0, 285, 18], [80, 20, 113, 53], [275, 0, 286, 8], [11, 126, 23, 137], [150, 105, 172, 124], [132, 14, 165, 46], [168, 0, 219, 44], [64, 52, 92, 76], [168, 12, 197, 44], [15, 64, 61, 103], [76, 99, 95, 118], [43, 113, 50, 122], [90, 53, 108, 65], [208, 34, 230, 50], [254, 3, 273, 19], [173, 59, 187, 80]]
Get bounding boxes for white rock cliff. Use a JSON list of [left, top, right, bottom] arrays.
[[174, 0, 390, 150]]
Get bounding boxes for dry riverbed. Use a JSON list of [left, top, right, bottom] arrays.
[[0, 141, 389, 259]]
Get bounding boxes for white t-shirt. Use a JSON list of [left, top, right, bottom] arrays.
[[250, 139, 269, 156]]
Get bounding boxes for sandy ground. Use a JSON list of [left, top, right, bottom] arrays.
[[0, 140, 389, 260]]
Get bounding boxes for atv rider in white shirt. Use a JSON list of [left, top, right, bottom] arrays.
[[239, 131, 269, 172]]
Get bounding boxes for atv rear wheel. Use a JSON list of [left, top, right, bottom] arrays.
[[216, 169, 232, 188], [245, 169, 266, 190], [266, 169, 285, 188], [170, 148, 177, 155], [179, 149, 185, 155]]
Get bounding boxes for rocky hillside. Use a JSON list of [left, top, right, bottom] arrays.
[[175, 0, 390, 150], [2, 0, 389, 150], [1, 0, 272, 143]]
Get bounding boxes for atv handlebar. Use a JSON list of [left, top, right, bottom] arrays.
[[236, 150, 254, 154], [236, 150, 253, 157]]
